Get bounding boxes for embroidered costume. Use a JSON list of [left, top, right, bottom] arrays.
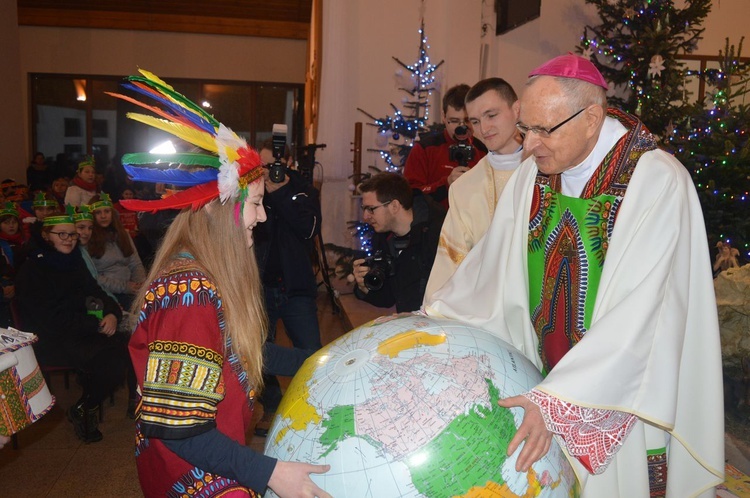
[[111, 69, 280, 497], [130, 259, 262, 497]]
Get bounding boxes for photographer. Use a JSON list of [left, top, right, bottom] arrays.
[[403, 84, 487, 208], [253, 138, 323, 436], [353, 173, 445, 312]]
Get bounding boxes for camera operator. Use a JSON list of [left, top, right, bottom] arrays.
[[253, 138, 322, 437], [403, 84, 487, 208], [352, 173, 446, 312]]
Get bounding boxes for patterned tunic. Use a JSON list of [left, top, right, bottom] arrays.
[[129, 258, 260, 498], [527, 108, 656, 374]]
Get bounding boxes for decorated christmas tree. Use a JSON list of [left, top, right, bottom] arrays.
[[669, 38, 750, 257], [577, 0, 711, 137], [357, 15, 443, 172]]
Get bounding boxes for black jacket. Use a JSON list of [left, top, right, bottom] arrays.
[[15, 245, 122, 367], [253, 170, 322, 298], [355, 194, 446, 312]]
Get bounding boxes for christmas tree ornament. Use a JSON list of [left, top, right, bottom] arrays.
[[648, 54, 666, 78]]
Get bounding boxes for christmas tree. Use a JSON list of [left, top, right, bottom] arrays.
[[577, 0, 711, 137], [357, 18, 443, 172], [669, 38, 750, 257]]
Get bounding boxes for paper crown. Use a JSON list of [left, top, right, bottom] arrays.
[[0, 202, 19, 219], [106, 69, 264, 213], [90, 193, 113, 212], [529, 53, 609, 91], [77, 156, 95, 171], [32, 192, 57, 209], [42, 214, 74, 227], [66, 204, 93, 222]]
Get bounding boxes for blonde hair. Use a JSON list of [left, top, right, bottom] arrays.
[[131, 199, 267, 390]]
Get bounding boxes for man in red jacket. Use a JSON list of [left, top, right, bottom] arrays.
[[403, 84, 487, 208]]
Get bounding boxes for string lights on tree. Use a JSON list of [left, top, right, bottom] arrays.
[[669, 38, 750, 257], [357, 15, 443, 173], [577, 0, 711, 138]]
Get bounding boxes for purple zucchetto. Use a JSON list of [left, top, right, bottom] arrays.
[[529, 53, 609, 90]]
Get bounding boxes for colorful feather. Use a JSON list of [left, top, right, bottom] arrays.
[[120, 181, 219, 213], [123, 164, 218, 187], [128, 73, 219, 128], [122, 82, 216, 135], [105, 91, 200, 130], [126, 113, 218, 153], [122, 152, 221, 168]]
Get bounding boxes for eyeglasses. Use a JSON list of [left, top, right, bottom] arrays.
[[446, 119, 468, 126], [515, 108, 586, 138], [49, 231, 80, 240], [361, 201, 392, 215]]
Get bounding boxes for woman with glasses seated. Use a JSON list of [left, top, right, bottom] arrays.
[[15, 213, 127, 443]]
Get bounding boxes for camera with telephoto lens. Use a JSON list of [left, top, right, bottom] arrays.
[[269, 123, 288, 183], [448, 125, 474, 167], [362, 250, 396, 291]]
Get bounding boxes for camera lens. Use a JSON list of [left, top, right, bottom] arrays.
[[364, 268, 385, 291], [455, 125, 469, 136]]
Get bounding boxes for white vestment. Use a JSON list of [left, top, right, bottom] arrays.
[[426, 142, 724, 497], [424, 149, 522, 302]]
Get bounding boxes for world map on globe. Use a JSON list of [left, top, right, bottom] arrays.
[[264, 314, 579, 497]]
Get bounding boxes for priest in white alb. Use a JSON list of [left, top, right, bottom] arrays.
[[424, 54, 724, 497]]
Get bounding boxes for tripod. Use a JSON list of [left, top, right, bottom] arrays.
[[296, 143, 340, 314]]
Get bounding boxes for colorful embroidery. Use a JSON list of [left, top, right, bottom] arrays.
[[168, 467, 260, 498], [531, 210, 589, 369], [647, 447, 668, 497], [528, 110, 658, 373], [0, 367, 31, 435], [141, 340, 224, 430], [139, 260, 220, 323], [134, 419, 149, 457], [524, 389, 637, 475], [0, 362, 54, 436]]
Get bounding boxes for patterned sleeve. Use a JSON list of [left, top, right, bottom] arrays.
[[523, 389, 637, 475], [137, 273, 227, 440]]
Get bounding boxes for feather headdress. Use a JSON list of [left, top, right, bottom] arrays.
[[107, 69, 263, 212]]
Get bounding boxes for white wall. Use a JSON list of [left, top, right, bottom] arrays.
[[315, 0, 484, 246]]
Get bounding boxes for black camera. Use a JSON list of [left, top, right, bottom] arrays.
[[269, 123, 288, 183], [448, 125, 474, 167], [362, 250, 396, 291]]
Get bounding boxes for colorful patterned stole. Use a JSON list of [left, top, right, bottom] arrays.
[[527, 109, 657, 373]]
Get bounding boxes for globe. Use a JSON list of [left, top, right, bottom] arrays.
[[263, 314, 579, 497]]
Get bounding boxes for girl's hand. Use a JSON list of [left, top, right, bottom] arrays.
[[99, 314, 118, 336], [267, 461, 332, 498]]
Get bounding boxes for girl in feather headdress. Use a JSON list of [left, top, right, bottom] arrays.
[[115, 70, 331, 498]]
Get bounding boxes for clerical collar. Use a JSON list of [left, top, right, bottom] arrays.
[[560, 116, 627, 197], [488, 147, 524, 171]]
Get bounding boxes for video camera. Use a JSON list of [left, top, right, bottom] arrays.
[[448, 125, 474, 167], [362, 250, 396, 291], [269, 123, 288, 183]]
